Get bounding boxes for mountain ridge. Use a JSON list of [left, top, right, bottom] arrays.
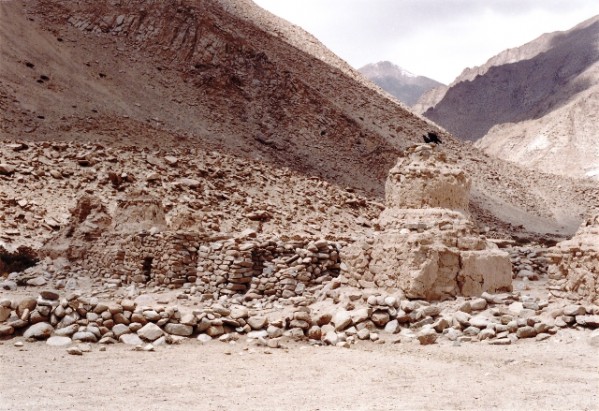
[[415, 15, 599, 179], [359, 61, 443, 106]]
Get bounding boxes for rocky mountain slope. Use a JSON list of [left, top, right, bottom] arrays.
[[416, 16, 599, 179], [359, 61, 443, 106], [1, 0, 598, 251]]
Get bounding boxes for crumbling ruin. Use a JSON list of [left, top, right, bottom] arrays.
[[548, 213, 599, 304], [42, 194, 341, 299], [342, 145, 513, 300]]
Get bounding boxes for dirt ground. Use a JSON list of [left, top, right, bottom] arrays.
[[1, 330, 597, 411]]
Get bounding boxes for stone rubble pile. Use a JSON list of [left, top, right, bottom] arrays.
[[547, 213, 599, 305], [508, 245, 552, 281], [1, 289, 598, 348], [0, 140, 381, 251], [342, 145, 513, 300]]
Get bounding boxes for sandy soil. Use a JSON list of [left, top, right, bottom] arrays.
[[1, 331, 597, 411]]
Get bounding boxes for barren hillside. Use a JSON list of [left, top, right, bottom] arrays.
[[417, 16, 599, 179], [1, 0, 598, 249]]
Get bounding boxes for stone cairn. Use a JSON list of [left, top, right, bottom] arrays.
[[548, 213, 599, 305], [342, 144, 513, 300]]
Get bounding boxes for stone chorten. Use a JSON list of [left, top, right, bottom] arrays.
[[342, 144, 513, 300], [548, 212, 599, 304]]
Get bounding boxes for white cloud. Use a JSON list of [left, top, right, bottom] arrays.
[[253, 0, 599, 83]]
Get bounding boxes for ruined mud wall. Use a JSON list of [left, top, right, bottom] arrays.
[[548, 213, 599, 304]]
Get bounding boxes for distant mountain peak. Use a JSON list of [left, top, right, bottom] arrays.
[[362, 61, 417, 78], [359, 61, 443, 106]]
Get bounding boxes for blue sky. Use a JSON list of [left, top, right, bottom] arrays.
[[253, 0, 599, 84]]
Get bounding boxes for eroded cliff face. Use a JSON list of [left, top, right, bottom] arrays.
[[342, 145, 513, 300]]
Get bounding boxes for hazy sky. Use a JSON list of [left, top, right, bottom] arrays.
[[253, 0, 599, 84]]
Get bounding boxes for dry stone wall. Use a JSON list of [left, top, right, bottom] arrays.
[[81, 232, 201, 287], [196, 237, 340, 299], [74, 229, 340, 299]]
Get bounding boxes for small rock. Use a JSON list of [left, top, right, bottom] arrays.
[[46, 336, 72, 347], [307, 326, 321, 340], [66, 347, 83, 356], [315, 312, 332, 326], [137, 322, 164, 341], [112, 323, 131, 338], [0, 163, 16, 175], [0, 324, 15, 337], [417, 328, 438, 345], [516, 326, 537, 339], [470, 298, 487, 311], [350, 308, 370, 324], [23, 322, 54, 340], [563, 305, 585, 317], [371, 311, 390, 328], [323, 331, 339, 345], [179, 178, 201, 188], [247, 316, 268, 330], [384, 319, 400, 334], [247, 330, 268, 339], [40, 290, 60, 300], [205, 325, 225, 337], [78, 343, 92, 353], [332, 310, 352, 331], [230, 307, 249, 319], [72, 331, 97, 343], [119, 333, 144, 345], [575, 315, 599, 328], [26, 276, 47, 287], [266, 325, 284, 338], [356, 328, 370, 340], [163, 323, 193, 337], [444, 328, 462, 341], [197, 334, 212, 343], [267, 338, 281, 349], [478, 328, 496, 340]]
